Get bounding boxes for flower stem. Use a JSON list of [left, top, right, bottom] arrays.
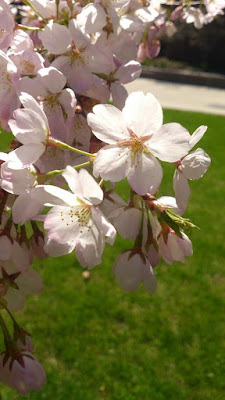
[[0, 313, 13, 350], [48, 137, 96, 158], [37, 161, 91, 183], [22, 0, 45, 19], [17, 24, 44, 32], [0, 300, 20, 332]]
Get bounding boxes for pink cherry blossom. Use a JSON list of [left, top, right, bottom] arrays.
[[113, 250, 157, 294], [88, 91, 190, 195], [0, 351, 46, 396], [42, 167, 116, 267]]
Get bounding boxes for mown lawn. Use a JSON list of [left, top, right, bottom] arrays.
[[0, 109, 225, 400]]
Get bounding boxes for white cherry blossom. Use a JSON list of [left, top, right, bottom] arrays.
[[88, 91, 191, 195]]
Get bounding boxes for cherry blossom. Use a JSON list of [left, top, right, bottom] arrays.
[[88, 91, 190, 195]]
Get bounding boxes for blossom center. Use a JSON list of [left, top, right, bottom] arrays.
[[60, 203, 92, 229]]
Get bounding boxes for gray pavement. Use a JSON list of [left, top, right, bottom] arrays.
[[125, 78, 225, 116]]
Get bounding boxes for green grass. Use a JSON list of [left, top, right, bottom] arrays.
[[0, 110, 225, 399]]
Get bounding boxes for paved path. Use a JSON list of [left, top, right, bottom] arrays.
[[125, 78, 225, 116]]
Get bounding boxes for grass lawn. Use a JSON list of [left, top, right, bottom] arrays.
[[0, 109, 225, 400]]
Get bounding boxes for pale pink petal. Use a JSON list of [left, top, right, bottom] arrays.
[[33, 185, 77, 207], [9, 143, 45, 166], [158, 236, 173, 265], [0, 162, 36, 195], [37, 67, 66, 94], [75, 225, 105, 268], [79, 169, 103, 204], [87, 104, 129, 144], [4, 287, 25, 312], [16, 268, 43, 294], [93, 145, 130, 181], [12, 193, 44, 225], [113, 207, 142, 240], [91, 207, 116, 244], [58, 89, 76, 117], [189, 125, 207, 148], [44, 206, 81, 244], [181, 148, 211, 180], [148, 123, 191, 162], [173, 170, 190, 214], [113, 252, 144, 292], [147, 244, 160, 267], [76, 3, 106, 34], [44, 237, 75, 257], [38, 21, 72, 54], [127, 152, 163, 195], [62, 166, 83, 198], [19, 92, 49, 128], [115, 61, 141, 84], [9, 109, 47, 144], [68, 19, 90, 49], [142, 264, 157, 295], [155, 196, 183, 216], [11, 241, 31, 271], [122, 92, 163, 137], [11, 354, 46, 396], [111, 82, 128, 111], [0, 236, 12, 261]]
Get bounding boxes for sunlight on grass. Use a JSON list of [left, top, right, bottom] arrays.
[[0, 110, 224, 400]]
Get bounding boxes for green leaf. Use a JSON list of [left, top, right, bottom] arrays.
[[0, 126, 14, 152]]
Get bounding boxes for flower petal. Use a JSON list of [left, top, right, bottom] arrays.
[[87, 104, 129, 144], [148, 123, 191, 162], [122, 91, 163, 137], [181, 148, 211, 180], [173, 170, 190, 214], [127, 152, 163, 195], [93, 145, 130, 181], [189, 125, 207, 148]]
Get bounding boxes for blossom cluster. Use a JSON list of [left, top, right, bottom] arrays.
[[0, 0, 215, 396]]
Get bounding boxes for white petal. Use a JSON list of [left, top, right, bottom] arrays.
[[115, 61, 141, 84], [44, 206, 81, 244], [93, 145, 130, 182], [9, 109, 47, 144], [75, 225, 104, 268], [12, 193, 44, 225], [38, 21, 71, 55], [4, 288, 25, 312], [87, 104, 129, 144], [122, 91, 163, 137], [19, 92, 49, 128], [16, 268, 43, 295], [77, 3, 106, 34], [113, 207, 142, 240], [79, 169, 103, 204], [142, 264, 157, 295], [0, 236, 12, 261], [44, 237, 75, 257], [37, 67, 66, 94], [113, 252, 143, 292], [9, 143, 45, 166], [58, 89, 76, 117], [173, 170, 190, 214], [111, 82, 128, 111], [156, 196, 183, 216], [91, 207, 116, 245], [148, 123, 191, 162], [189, 125, 207, 148], [181, 148, 211, 180], [33, 185, 77, 207], [127, 152, 163, 195], [62, 166, 83, 197]]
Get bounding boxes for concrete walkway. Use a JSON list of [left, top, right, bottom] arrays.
[[125, 78, 225, 116]]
